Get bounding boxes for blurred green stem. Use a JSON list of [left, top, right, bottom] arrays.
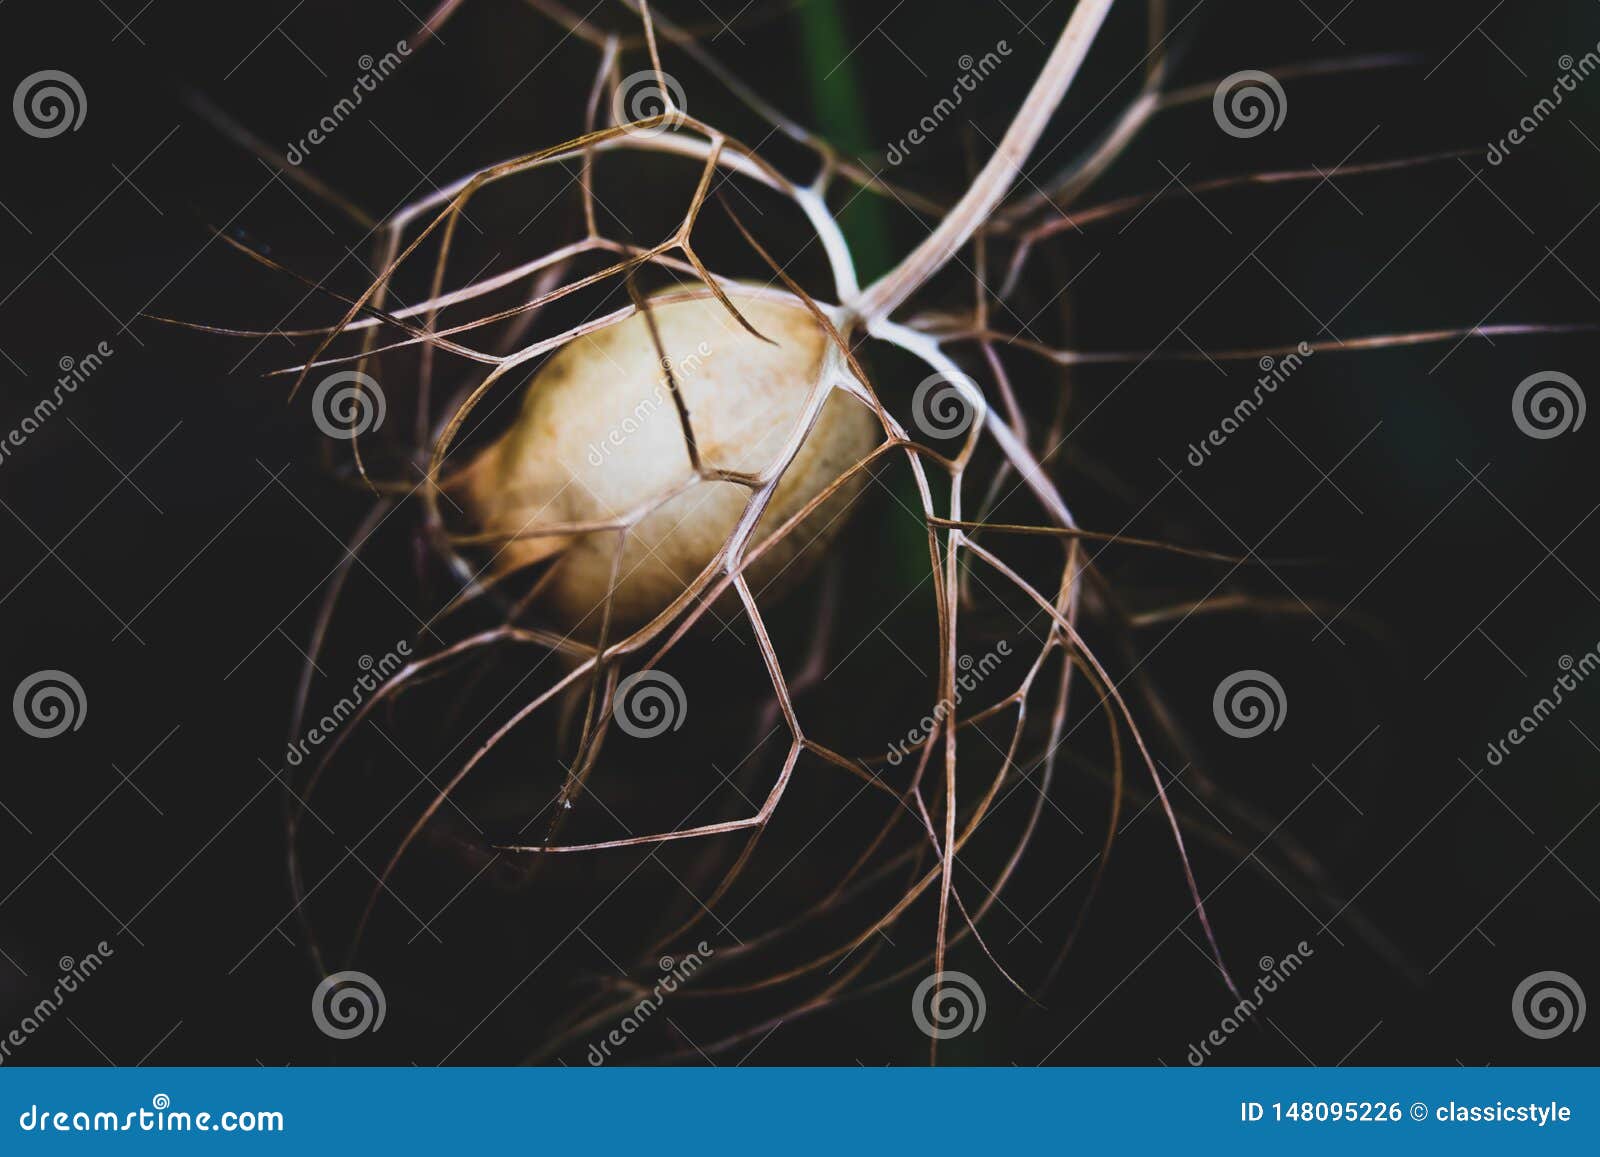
[[799, 0, 894, 281]]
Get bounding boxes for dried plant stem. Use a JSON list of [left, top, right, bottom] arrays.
[[183, 0, 1433, 1057], [851, 0, 1116, 323]]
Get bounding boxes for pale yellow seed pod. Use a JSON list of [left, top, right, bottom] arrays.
[[456, 291, 879, 635]]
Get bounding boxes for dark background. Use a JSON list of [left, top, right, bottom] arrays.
[[1, 0, 1596, 1066]]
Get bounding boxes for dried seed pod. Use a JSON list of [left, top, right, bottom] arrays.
[[455, 291, 878, 634]]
